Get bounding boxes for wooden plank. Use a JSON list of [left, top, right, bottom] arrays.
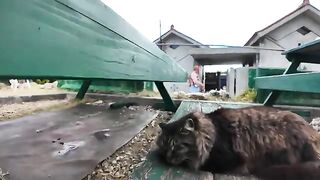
[[286, 53, 320, 64], [256, 72, 320, 94], [129, 101, 258, 180], [0, 103, 159, 180], [0, 0, 187, 82], [283, 39, 320, 63], [56, 0, 170, 61]]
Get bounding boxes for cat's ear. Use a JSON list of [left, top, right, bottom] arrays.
[[159, 122, 166, 130], [184, 118, 195, 132]]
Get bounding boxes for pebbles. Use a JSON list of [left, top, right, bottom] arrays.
[[85, 111, 172, 180], [0, 168, 9, 180], [310, 117, 320, 132]]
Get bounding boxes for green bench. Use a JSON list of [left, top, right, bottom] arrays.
[[255, 39, 320, 107], [0, 0, 187, 111]]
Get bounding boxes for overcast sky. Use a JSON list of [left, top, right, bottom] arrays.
[[102, 0, 320, 46]]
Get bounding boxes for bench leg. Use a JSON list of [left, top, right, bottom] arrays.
[[263, 91, 280, 106], [76, 80, 92, 100], [154, 81, 176, 111], [264, 60, 300, 106]]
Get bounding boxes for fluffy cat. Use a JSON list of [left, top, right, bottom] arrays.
[[156, 106, 320, 179]]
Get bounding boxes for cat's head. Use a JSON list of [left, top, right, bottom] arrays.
[[156, 111, 215, 170]]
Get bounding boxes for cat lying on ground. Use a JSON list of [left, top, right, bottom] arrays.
[[156, 106, 320, 180]]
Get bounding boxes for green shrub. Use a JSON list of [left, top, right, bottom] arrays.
[[35, 79, 51, 84], [236, 88, 257, 102]]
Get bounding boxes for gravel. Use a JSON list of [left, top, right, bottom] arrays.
[[310, 117, 320, 132], [84, 111, 173, 180], [0, 168, 9, 180]]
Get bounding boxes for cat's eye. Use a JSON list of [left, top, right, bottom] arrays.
[[181, 142, 190, 147]]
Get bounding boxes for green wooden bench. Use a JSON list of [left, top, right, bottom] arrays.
[[0, 0, 187, 111], [255, 39, 320, 106]]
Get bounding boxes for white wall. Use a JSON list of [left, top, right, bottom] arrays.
[[258, 14, 320, 71], [226, 68, 235, 97], [227, 67, 253, 98], [235, 67, 250, 97]]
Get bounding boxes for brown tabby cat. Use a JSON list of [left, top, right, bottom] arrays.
[[156, 106, 320, 179]]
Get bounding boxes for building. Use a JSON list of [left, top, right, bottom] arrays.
[[246, 0, 320, 71], [154, 0, 320, 97], [153, 25, 207, 92]]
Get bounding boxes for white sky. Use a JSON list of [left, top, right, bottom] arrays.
[[102, 0, 320, 46], [102, 0, 320, 72]]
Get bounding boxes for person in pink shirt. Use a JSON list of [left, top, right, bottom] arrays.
[[188, 65, 205, 93]]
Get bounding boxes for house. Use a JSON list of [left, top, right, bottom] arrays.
[[153, 25, 207, 92], [154, 0, 320, 97], [245, 0, 320, 71], [154, 25, 260, 96]]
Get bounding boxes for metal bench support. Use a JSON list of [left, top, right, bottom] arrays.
[[264, 60, 300, 106], [76, 80, 92, 100], [155, 81, 176, 111]]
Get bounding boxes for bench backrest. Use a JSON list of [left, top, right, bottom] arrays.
[[0, 0, 187, 82]]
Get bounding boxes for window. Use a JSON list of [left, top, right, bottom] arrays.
[[297, 26, 311, 35], [169, 45, 179, 49]]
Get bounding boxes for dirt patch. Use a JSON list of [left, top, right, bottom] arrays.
[[84, 111, 173, 180], [0, 99, 78, 121]]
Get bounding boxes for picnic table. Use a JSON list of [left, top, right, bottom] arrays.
[[0, 0, 189, 179], [255, 39, 320, 106]]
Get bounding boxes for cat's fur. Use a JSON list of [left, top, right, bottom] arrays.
[[156, 106, 320, 178]]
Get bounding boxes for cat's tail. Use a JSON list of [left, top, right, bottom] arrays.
[[253, 161, 320, 180]]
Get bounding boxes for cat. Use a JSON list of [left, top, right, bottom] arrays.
[[156, 106, 320, 179]]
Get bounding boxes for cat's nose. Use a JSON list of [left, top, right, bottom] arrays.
[[166, 151, 173, 162], [167, 157, 180, 165]]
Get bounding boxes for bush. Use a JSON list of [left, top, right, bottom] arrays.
[[35, 79, 53, 85], [236, 88, 257, 102]]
